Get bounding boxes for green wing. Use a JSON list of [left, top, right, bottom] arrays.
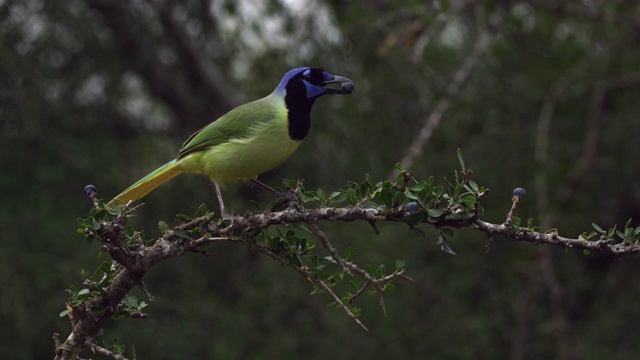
[[177, 96, 280, 159]]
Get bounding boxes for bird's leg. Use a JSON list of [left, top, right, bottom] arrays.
[[249, 178, 280, 196], [249, 178, 299, 205], [214, 182, 231, 218]]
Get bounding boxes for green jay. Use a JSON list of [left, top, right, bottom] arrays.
[[109, 67, 354, 214]]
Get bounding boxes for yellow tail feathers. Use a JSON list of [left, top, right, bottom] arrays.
[[108, 160, 183, 206]]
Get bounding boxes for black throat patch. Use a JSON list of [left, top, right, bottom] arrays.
[[284, 79, 317, 141]]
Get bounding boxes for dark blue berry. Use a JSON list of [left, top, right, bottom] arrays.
[[404, 202, 420, 214], [84, 184, 97, 197], [341, 81, 355, 94], [513, 187, 527, 200]]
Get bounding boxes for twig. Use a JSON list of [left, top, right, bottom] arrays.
[[505, 196, 520, 224], [247, 235, 368, 330], [473, 220, 639, 256], [309, 222, 352, 275], [88, 342, 128, 360], [137, 280, 154, 303], [317, 279, 368, 331], [309, 221, 412, 316]]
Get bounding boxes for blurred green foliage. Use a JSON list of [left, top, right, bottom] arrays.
[[3, 0, 640, 359]]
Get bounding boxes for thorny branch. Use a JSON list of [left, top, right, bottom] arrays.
[[308, 222, 413, 318], [55, 188, 640, 359]]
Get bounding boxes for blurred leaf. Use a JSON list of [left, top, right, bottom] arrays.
[[173, 227, 191, 240], [427, 208, 443, 218], [194, 203, 208, 217], [158, 221, 169, 235], [457, 148, 465, 172], [592, 223, 605, 234]]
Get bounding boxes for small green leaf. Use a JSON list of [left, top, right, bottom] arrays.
[[404, 189, 420, 201], [364, 174, 374, 189], [364, 264, 377, 278], [457, 148, 465, 172], [316, 188, 325, 203], [294, 253, 305, 267], [310, 255, 319, 269], [346, 188, 358, 205], [175, 214, 192, 222], [440, 239, 457, 255], [173, 227, 191, 239], [349, 280, 358, 291], [194, 203, 208, 217], [592, 223, 604, 234], [375, 188, 394, 208], [59, 309, 71, 317], [413, 227, 426, 240], [282, 178, 296, 189], [441, 227, 454, 239], [526, 218, 535, 229], [329, 192, 347, 205], [459, 194, 476, 207], [99, 261, 112, 274], [158, 221, 169, 234], [469, 180, 479, 192], [345, 247, 355, 262], [623, 218, 633, 232], [395, 259, 405, 271], [427, 208, 443, 218], [409, 181, 427, 193], [395, 162, 403, 171], [124, 295, 138, 307], [291, 223, 311, 233], [322, 256, 336, 264]]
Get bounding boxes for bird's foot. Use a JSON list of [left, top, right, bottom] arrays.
[[219, 208, 232, 220]]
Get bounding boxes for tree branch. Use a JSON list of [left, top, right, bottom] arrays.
[[55, 174, 640, 358]]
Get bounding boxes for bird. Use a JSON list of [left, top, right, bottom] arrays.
[[108, 67, 355, 215]]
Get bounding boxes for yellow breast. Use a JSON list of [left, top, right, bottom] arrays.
[[188, 107, 301, 184]]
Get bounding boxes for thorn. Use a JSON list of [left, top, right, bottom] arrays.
[[367, 220, 380, 235]]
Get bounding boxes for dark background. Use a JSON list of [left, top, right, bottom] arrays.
[[3, 1, 640, 359]]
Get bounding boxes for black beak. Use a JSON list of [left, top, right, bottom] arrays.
[[322, 75, 355, 94]]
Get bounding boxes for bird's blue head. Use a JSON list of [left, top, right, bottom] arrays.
[[273, 67, 354, 141], [273, 67, 355, 99]]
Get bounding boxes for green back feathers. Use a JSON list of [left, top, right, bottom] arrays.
[[178, 96, 284, 160]]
